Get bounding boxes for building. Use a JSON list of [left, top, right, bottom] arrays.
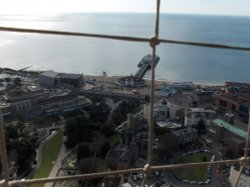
[[38, 71, 60, 86], [164, 82, 193, 90], [106, 144, 137, 170], [208, 119, 249, 155], [184, 108, 216, 127], [153, 103, 169, 122], [214, 92, 250, 112], [39, 71, 83, 87], [0, 86, 91, 118], [39, 92, 91, 116], [144, 101, 183, 122], [172, 127, 198, 145], [238, 103, 250, 121], [161, 86, 176, 97], [58, 73, 83, 87], [225, 82, 250, 93], [229, 165, 250, 187], [1, 87, 48, 114]]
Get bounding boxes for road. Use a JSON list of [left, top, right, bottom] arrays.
[[163, 145, 224, 187]]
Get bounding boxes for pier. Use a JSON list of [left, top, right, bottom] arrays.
[[134, 54, 160, 79]]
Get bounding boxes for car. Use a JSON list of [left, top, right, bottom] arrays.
[[155, 180, 162, 186], [160, 177, 166, 183], [139, 173, 144, 179], [189, 181, 196, 184], [133, 175, 137, 181], [205, 179, 211, 184]]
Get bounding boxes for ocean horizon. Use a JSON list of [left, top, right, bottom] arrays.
[[0, 13, 250, 84]]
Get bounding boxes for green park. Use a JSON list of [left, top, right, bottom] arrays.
[[175, 152, 212, 181], [30, 130, 64, 187]]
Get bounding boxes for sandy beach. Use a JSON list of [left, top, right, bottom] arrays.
[[84, 75, 224, 88]]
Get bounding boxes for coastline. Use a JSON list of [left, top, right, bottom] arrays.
[[83, 74, 224, 88], [0, 67, 225, 88]]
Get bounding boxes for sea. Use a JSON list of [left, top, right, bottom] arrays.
[[0, 13, 250, 85]]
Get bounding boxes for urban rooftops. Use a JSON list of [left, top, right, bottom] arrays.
[[212, 119, 247, 138]]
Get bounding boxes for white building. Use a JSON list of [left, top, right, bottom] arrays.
[[229, 165, 250, 187], [143, 102, 168, 122], [39, 71, 83, 87], [184, 108, 215, 127], [38, 71, 60, 85], [144, 101, 183, 122], [172, 127, 198, 145]]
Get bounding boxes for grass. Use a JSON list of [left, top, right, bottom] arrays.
[[96, 159, 107, 172], [30, 130, 64, 187], [107, 134, 121, 147], [175, 152, 212, 181]]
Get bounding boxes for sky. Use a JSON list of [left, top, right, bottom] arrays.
[[0, 0, 249, 16]]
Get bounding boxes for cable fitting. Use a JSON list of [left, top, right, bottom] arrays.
[[143, 164, 151, 175], [239, 157, 247, 166], [0, 180, 10, 187], [149, 37, 160, 48]]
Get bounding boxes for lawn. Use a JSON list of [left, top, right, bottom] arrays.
[[96, 159, 107, 172], [30, 130, 64, 187], [175, 152, 212, 181]]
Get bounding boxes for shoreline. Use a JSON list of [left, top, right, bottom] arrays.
[[83, 74, 224, 88], [0, 67, 225, 88]]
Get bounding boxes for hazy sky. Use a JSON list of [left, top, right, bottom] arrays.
[[0, 0, 249, 16]]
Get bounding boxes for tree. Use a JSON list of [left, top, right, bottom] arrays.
[[157, 146, 172, 163], [78, 157, 98, 174], [160, 133, 179, 152], [156, 133, 179, 162], [14, 77, 21, 86], [15, 136, 37, 173], [78, 157, 101, 186], [88, 101, 110, 126], [64, 116, 93, 148], [196, 119, 206, 135], [4, 77, 11, 82], [192, 100, 198, 107], [16, 112, 24, 122], [202, 156, 207, 162], [100, 122, 114, 137], [100, 141, 111, 158], [111, 100, 140, 126], [5, 124, 19, 151], [77, 143, 92, 161], [225, 148, 234, 159], [144, 94, 150, 103]]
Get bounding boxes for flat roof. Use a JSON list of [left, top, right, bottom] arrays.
[[58, 73, 82, 79], [40, 71, 59, 78], [213, 119, 247, 139]]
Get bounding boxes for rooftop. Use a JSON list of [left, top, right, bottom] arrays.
[[40, 71, 59, 78], [213, 119, 247, 139], [172, 127, 197, 136], [58, 73, 82, 79]]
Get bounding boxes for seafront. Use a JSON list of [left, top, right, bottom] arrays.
[[1, 66, 250, 187]]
